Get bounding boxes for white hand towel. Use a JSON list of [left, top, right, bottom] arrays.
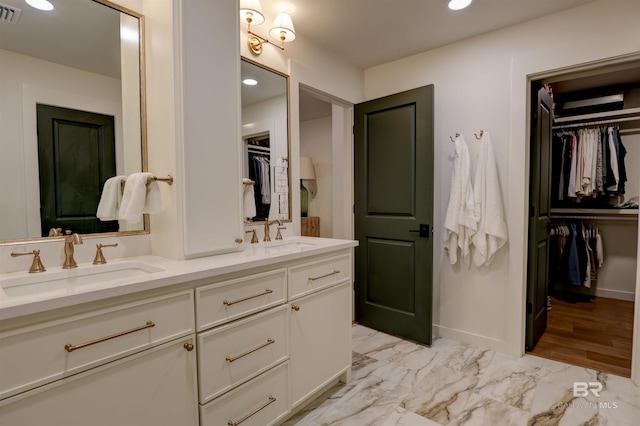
[[242, 178, 257, 219], [119, 172, 163, 223], [96, 175, 127, 221], [443, 135, 478, 266], [472, 131, 508, 266]]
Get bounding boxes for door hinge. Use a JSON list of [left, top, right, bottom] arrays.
[[526, 302, 532, 315]]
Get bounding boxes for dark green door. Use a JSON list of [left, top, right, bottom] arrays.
[[354, 85, 434, 345], [526, 85, 553, 351], [37, 104, 118, 237]]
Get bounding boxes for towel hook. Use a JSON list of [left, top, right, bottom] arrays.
[[474, 130, 484, 140], [449, 132, 460, 142]]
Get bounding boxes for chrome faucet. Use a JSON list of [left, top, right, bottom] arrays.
[[62, 230, 83, 269], [263, 219, 283, 242]]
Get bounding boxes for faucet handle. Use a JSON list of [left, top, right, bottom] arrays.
[[245, 229, 259, 244], [276, 226, 286, 240], [11, 249, 46, 273], [64, 230, 83, 245], [93, 243, 118, 265]]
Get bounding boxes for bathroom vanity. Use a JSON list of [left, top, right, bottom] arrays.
[[0, 237, 357, 426]]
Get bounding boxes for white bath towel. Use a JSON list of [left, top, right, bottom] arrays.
[[119, 172, 163, 223], [472, 132, 508, 266], [443, 135, 478, 266], [96, 175, 127, 221], [243, 178, 257, 219]]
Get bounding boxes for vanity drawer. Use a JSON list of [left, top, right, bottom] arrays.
[[0, 290, 194, 400], [197, 305, 288, 404], [288, 253, 352, 299], [195, 268, 286, 331], [200, 361, 289, 426]]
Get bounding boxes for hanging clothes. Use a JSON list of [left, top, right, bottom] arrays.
[[248, 150, 271, 221], [549, 219, 604, 290], [553, 125, 628, 207]]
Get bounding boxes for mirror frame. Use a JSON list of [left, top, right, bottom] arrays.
[[0, 0, 148, 245], [241, 57, 292, 224]]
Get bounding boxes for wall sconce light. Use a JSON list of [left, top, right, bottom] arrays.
[[240, 0, 296, 55]]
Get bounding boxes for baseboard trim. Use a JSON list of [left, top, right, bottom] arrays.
[[595, 288, 636, 301], [433, 324, 515, 356]]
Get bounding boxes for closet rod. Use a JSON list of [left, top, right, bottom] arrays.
[[552, 115, 640, 130], [248, 146, 270, 153], [549, 214, 637, 222]]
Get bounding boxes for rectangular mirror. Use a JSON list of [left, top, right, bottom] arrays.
[[241, 57, 291, 223], [0, 0, 147, 244]]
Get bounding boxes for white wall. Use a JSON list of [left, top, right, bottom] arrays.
[[300, 116, 333, 237], [365, 0, 640, 356]]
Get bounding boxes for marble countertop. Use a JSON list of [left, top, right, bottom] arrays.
[[0, 237, 358, 321]]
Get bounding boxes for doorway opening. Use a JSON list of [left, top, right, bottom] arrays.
[[526, 59, 640, 377]]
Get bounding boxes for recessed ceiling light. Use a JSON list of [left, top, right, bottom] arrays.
[[25, 0, 54, 11], [243, 78, 258, 86], [448, 0, 472, 11]]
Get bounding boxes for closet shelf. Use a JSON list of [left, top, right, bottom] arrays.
[[553, 107, 640, 126], [550, 208, 638, 216]]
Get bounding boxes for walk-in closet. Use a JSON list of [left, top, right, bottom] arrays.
[[527, 60, 640, 377]]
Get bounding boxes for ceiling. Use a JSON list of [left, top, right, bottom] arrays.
[[0, 0, 122, 78], [284, 0, 600, 121], [259, 0, 597, 70]]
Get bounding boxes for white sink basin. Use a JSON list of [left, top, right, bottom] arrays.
[[0, 261, 164, 297], [263, 240, 316, 254]]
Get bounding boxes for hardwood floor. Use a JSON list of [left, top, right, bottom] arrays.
[[528, 295, 634, 377]]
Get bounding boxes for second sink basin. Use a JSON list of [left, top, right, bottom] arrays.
[[0, 261, 164, 298], [263, 240, 317, 254]]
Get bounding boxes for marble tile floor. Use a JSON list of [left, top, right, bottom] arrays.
[[283, 325, 640, 426]]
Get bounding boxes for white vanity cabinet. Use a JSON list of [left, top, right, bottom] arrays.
[[0, 336, 198, 426], [0, 290, 198, 426], [0, 240, 356, 426], [288, 254, 353, 408], [195, 248, 353, 425]]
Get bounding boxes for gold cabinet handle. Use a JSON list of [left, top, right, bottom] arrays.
[[223, 289, 273, 306], [308, 270, 340, 281], [228, 396, 276, 426], [226, 338, 274, 363], [291, 305, 300, 311], [64, 321, 155, 353], [184, 342, 194, 352]]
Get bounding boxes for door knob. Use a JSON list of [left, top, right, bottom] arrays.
[[409, 224, 430, 238]]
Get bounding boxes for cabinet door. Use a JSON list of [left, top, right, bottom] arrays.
[[289, 281, 352, 407], [0, 337, 198, 426], [180, 0, 244, 257]]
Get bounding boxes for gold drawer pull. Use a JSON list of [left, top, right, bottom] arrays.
[[226, 338, 275, 363], [228, 396, 276, 426], [223, 289, 273, 306], [308, 270, 340, 281], [64, 321, 155, 353]]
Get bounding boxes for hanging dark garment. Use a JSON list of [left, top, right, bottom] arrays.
[[616, 127, 627, 195]]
